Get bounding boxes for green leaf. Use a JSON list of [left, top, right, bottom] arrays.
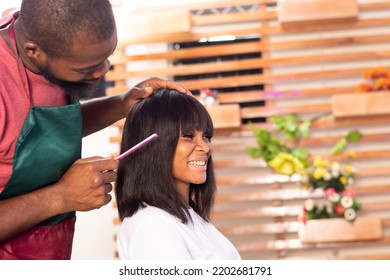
[[292, 147, 310, 161], [255, 129, 271, 146], [246, 147, 261, 158], [329, 137, 347, 155], [298, 120, 311, 138], [346, 130, 363, 143]]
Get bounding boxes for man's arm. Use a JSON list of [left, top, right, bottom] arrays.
[[0, 156, 117, 242], [81, 77, 191, 136]]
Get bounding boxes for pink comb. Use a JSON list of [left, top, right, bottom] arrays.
[[115, 133, 158, 161]]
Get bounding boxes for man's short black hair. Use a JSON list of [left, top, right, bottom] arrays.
[[19, 0, 116, 58]]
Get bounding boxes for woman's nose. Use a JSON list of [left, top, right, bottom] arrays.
[[196, 138, 211, 153]]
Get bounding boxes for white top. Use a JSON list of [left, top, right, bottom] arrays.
[[117, 205, 241, 260]]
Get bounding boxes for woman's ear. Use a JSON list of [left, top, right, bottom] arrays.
[[24, 41, 49, 66]]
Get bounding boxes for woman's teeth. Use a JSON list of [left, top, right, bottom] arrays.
[[189, 161, 206, 166]]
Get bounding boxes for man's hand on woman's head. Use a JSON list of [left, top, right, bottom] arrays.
[[121, 77, 192, 114]]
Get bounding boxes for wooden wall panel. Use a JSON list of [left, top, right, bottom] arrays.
[[108, 0, 390, 260]]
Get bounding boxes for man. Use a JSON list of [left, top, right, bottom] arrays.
[[0, 0, 190, 259]]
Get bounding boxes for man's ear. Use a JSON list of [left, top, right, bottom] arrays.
[[24, 41, 48, 66]]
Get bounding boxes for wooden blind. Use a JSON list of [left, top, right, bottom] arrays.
[[108, 0, 390, 260]]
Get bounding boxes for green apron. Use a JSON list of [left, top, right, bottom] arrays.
[[0, 100, 82, 260], [0, 13, 82, 259]]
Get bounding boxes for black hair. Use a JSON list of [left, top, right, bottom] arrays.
[[19, 0, 115, 58], [116, 89, 216, 224]]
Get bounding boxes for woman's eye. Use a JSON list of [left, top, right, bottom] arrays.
[[182, 133, 194, 139], [203, 135, 212, 142]]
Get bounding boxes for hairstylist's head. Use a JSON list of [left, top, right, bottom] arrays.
[[17, 0, 117, 98]]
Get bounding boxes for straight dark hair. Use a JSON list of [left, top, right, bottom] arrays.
[[116, 89, 216, 224]]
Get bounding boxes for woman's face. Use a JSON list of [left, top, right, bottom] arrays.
[[172, 130, 212, 192]]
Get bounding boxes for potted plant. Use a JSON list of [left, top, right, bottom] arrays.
[[247, 114, 383, 243]]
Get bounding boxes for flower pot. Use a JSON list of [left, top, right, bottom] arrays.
[[332, 92, 390, 118], [298, 216, 382, 243]]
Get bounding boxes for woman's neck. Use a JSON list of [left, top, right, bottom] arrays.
[[176, 182, 190, 208]]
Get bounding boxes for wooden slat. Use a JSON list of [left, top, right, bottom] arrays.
[[332, 92, 390, 118], [219, 221, 299, 235], [219, 217, 390, 237], [176, 67, 381, 91], [228, 115, 390, 135], [107, 51, 390, 78], [212, 200, 390, 219], [339, 253, 390, 260], [278, 0, 358, 28], [215, 166, 390, 186], [230, 218, 382, 246], [213, 149, 390, 169], [118, 34, 390, 62], [216, 184, 390, 203], [217, 87, 356, 103], [128, 0, 276, 14], [235, 235, 390, 252], [192, 10, 276, 26], [359, 1, 390, 11], [240, 103, 331, 119], [125, 0, 390, 16]]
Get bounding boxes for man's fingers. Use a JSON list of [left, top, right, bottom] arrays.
[[77, 157, 118, 172], [175, 82, 192, 95], [135, 77, 192, 95], [101, 170, 117, 184], [103, 183, 113, 194]]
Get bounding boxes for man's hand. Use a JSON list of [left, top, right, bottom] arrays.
[[0, 156, 118, 241], [121, 77, 192, 113], [55, 156, 118, 213]]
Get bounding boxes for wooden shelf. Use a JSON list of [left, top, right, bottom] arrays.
[[298, 217, 382, 243], [332, 92, 390, 118], [205, 104, 241, 129], [278, 0, 358, 28]]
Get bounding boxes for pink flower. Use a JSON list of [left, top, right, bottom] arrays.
[[324, 188, 336, 198], [327, 192, 340, 203], [297, 215, 308, 224], [343, 189, 355, 198]]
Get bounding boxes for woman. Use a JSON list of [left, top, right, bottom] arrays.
[[115, 89, 241, 260]]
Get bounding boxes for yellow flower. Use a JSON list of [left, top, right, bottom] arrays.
[[268, 152, 305, 176], [313, 167, 327, 180], [313, 156, 329, 168], [313, 156, 323, 168], [348, 151, 356, 159], [339, 176, 348, 185], [344, 164, 355, 175]]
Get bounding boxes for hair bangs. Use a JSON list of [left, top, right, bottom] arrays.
[[179, 97, 214, 136]]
